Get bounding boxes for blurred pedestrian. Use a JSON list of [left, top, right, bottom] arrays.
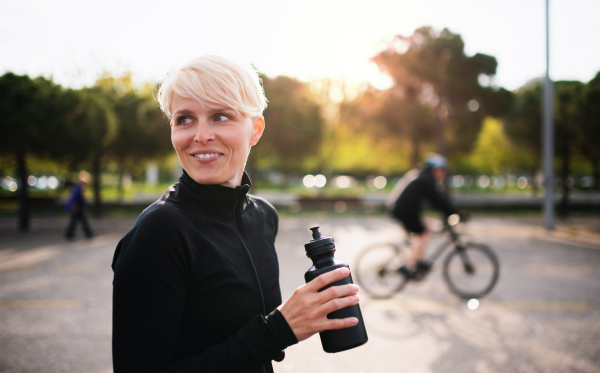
[[111, 55, 360, 373], [65, 170, 93, 239]]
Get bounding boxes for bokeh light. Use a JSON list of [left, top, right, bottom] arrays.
[[27, 175, 37, 186], [478, 175, 490, 188], [314, 174, 327, 188], [37, 176, 48, 189], [47, 176, 59, 189], [373, 176, 387, 189], [335, 176, 351, 189], [467, 99, 480, 112], [517, 176, 528, 189], [452, 175, 464, 188], [467, 298, 479, 310], [303, 174, 315, 188]]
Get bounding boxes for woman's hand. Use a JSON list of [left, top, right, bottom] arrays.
[[277, 267, 360, 342]]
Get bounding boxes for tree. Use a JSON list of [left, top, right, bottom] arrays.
[[580, 72, 600, 189], [504, 80, 545, 195], [554, 80, 585, 216], [468, 117, 513, 175], [108, 82, 171, 200], [75, 86, 118, 217], [372, 27, 512, 164], [251, 75, 324, 177], [505, 79, 586, 215], [0, 73, 71, 231]]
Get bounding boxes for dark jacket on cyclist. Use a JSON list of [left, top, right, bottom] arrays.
[[392, 168, 457, 234]]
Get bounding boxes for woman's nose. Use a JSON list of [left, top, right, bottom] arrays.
[[193, 122, 215, 144]]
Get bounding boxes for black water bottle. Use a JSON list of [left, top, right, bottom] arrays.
[[304, 225, 368, 353]]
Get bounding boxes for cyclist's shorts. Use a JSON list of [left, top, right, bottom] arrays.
[[395, 213, 425, 234]]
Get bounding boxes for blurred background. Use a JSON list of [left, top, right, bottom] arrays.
[[1, 1, 599, 372]]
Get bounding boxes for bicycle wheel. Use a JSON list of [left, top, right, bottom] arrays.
[[442, 243, 499, 299], [354, 243, 408, 299]]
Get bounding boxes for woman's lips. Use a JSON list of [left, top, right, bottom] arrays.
[[191, 153, 223, 162]]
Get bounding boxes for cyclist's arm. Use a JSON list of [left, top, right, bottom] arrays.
[[424, 180, 457, 217]]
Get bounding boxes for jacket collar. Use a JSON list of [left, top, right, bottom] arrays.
[[173, 170, 252, 217]]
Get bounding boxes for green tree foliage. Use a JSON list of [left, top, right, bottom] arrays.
[[75, 85, 118, 217], [468, 117, 513, 175], [0, 73, 75, 231], [108, 80, 171, 199], [503, 81, 543, 173], [252, 75, 324, 176], [372, 27, 512, 163], [580, 72, 600, 189], [505, 79, 589, 215], [554, 80, 585, 216]]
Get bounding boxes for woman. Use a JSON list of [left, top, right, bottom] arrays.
[[111, 55, 360, 373]]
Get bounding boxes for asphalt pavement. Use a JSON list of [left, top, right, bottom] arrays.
[[0, 215, 599, 373]]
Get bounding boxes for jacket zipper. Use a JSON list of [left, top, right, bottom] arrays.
[[233, 200, 266, 316]]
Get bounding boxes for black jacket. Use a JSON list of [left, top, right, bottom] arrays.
[[393, 168, 457, 219], [112, 171, 297, 372]]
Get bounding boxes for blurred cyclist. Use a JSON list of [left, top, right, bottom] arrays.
[[391, 154, 457, 278]]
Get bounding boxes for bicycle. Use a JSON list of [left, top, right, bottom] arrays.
[[354, 214, 500, 300]]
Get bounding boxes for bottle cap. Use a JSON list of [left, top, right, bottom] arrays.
[[304, 225, 336, 257]]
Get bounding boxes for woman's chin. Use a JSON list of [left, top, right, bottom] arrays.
[[186, 170, 236, 187]]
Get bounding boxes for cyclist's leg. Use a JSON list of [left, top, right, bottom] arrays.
[[397, 215, 427, 274], [410, 219, 431, 264]]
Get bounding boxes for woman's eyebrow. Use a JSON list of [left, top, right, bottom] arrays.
[[207, 107, 234, 114], [173, 109, 194, 116]]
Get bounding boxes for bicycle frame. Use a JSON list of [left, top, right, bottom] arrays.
[[424, 226, 462, 264]]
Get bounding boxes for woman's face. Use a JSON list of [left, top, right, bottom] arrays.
[[170, 93, 264, 187]]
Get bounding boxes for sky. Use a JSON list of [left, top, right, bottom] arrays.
[[1, 0, 599, 91]]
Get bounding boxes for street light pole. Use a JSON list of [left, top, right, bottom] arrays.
[[543, 0, 554, 230]]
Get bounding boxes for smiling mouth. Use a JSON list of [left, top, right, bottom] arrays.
[[192, 153, 223, 160]]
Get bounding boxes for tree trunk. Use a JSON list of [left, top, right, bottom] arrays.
[[411, 128, 420, 168], [434, 112, 447, 157], [593, 158, 599, 191], [406, 88, 420, 167], [559, 143, 570, 218], [92, 154, 102, 218], [16, 148, 30, 232], [117, 160, 124, 202]]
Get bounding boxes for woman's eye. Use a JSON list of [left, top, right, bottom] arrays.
[[176, 116, 193, 125], [214, 114, 230, 122]]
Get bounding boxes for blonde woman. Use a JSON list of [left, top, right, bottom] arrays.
[[111, 56, 360, 372]]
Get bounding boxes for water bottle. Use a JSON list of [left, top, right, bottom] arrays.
[[304, 225, 368, 353]]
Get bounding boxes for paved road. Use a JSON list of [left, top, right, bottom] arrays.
[[0, 215, 599, 373]]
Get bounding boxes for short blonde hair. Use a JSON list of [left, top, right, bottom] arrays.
[[157, 55, 267, 119]]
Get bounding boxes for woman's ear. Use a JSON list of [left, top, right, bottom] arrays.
[[250, 116, 265, 146]]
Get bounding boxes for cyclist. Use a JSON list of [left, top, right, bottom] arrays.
[[391, 154, 458, 278]]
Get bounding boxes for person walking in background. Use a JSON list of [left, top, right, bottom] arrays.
[[65, 170, 93, 239], [391, 154, 457, 278]]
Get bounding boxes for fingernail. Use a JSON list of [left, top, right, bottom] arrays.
[[352, 318, 359, 325], [340, 268, 350, 275], [354, 295, 360, 302], [353, 285, 360, 292]]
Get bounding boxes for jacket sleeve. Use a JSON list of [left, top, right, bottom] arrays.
[[112, 209, 298, 373], [423, 179, 457, 217]]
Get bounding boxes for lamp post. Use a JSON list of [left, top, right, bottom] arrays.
[[543, 0, 554, 230]]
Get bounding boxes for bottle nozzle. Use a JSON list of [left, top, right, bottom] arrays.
[[310, 226, 322, 240]]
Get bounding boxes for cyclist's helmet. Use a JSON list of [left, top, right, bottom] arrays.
[[424, 153, 447, 169]]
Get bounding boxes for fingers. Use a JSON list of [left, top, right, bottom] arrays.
[[305, 267, 350, 292], [321, 294, 360, 315], [316, 283, 359, 304], [322, 316, 360, 331]]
